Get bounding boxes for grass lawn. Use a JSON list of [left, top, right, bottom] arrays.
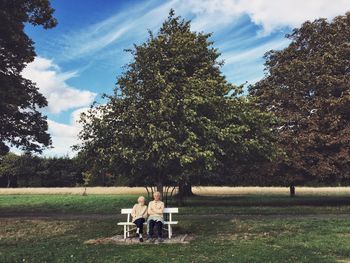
[[1, 192, 350, 262]]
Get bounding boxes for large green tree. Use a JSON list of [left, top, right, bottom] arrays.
[[250, 12, 350, 185], [77, 11, 279, 196], [0, 0, 57, 154]]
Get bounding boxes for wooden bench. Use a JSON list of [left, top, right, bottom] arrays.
[[117, 207, 179, 239]]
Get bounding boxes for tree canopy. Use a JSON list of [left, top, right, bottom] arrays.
[[77, 10, 279, 195], [250, 12, 350, 185], [0, 0, 57, 155]]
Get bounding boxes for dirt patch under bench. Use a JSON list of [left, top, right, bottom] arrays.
[[84, 234, 194, 245]]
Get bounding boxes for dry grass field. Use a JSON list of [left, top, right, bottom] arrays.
[[0, 186, 146, 195], [1, 186, 350, 196], [192, 186, 350, 196]]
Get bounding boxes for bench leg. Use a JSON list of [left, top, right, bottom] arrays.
[[168, 224, 171, 239], [127, 225, 130, 237], [123, 225, 126, 239]]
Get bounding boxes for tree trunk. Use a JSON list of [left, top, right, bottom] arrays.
[[156, 183, 163, 198], [290, 185, 295, 197], [7, 174, 10, 188], [178, 182, 193, 198]]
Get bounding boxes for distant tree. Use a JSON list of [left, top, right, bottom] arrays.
[[12, 152, 42, 187], [39, 157, 84, 187], [77, 10, 279, 197], [0, 152, 42, 187], [82, 171, 92, 196], [0, 152, 19, 187], [250, 13, 350, 187], [0, 0, 57, 155], [75, 150, 118, 186]]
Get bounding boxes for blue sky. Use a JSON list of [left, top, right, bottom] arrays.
[[20, 0, 350, 156]]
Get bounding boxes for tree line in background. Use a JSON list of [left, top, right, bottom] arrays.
[[0, 1, 349, 195], [0, 152, 134, 188], [0, 153, 82, 187]]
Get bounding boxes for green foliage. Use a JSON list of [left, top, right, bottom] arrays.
[[250, 12, 350, 185], [38, 156, 84, 187], [82, 171, 92, 187], [0, 152, 19, 187], [77, 10, 279, 189], [0, 152, 43, 187], [15, 153, 42, 186], [0, 0, 57, 154], [0, 153, 83, 187]]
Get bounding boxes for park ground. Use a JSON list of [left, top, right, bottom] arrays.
[[1, 187, 350, 263]]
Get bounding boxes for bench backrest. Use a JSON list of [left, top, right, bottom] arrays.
[[121, 207, 178, 214], [121, 207, 178, 222]]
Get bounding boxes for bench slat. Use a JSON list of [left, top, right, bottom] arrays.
[[117, 221, 178, 226], [121, 209, 133, 214], [164, 208, 178, 213], [164, 221, 178, 224], [121, 207, 178, 214]]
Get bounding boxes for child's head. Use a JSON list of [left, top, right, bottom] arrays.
[[153, 191, 161, 201], [137, 196, 145, 205]]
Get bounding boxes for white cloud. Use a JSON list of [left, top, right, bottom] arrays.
[[22, 57, 96, 114], [223, 38, 290, 65], [71, 107, 90, 128], [48, 119, 80, 143], [18, 57, 97, 156], [45, 107, 90, 157], [183, 0, 242, 32], [240, 0, 350, 34], [185, 0, 350, 34], [60, 0, 178, 60], [46, 120, 78, 157], [55, 0, 350, 66]]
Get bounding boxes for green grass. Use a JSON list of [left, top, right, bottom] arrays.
[[1, 194, 350, 215], [0, 194, 135, 214], [1, 194, 350, 262]]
